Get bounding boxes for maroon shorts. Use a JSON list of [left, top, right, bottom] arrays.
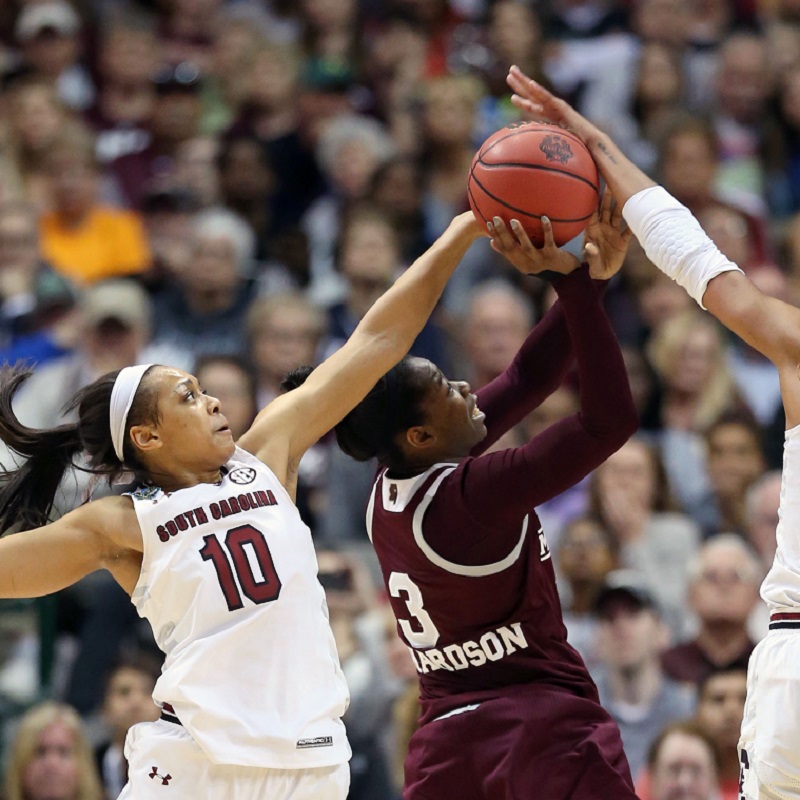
[[403, 684, 639, 800]]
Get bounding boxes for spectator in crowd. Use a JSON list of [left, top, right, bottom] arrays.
[[687, 411, 767, 538], [13, 1, 94, 112], [0, 200, 75, 362], [151, 206, 258, 358], [88, 15, 160, 165], [246, 291, 326, 408], [662, 534, 762, 684], [589, 436, 700, 636], [694, 668, 748, 800], [109, 61, 204, 209], [317, 548, 396, 800], [303, 113, 397, 305], [459, 280, 534, 389], [199, 14, 263, 136], [772, 63, 800, 215], [39, 132, 151, 285], [217, 133, 275, 262], [94, 653, 161, 800], [744, 469, 782, 567], [557, 516, 618, 672], [3, 76, 81, 209], [138, 185, 196, 285], [193, 354, 258, 440], [646, 309, 741, 515], [230, 41, 323, 231], [12, 279, 159, 431], [157, 0, 221, 71], [417, 73, 498, 315], [617, 42, 687, 174], [710, 31, 777, 214], [479, 1, 546, 135], [323, 206, 450, 369], [646, 720, 721, 800], [299, 0, 361, 88], [593, 570, 696, 781], [3, 701, 103, 800], [172, 135, 220, 210], [368, 156, 427, 264], [657, 116, 770, 261]]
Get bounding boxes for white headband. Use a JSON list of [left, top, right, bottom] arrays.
[[110, 364, 153, 462]]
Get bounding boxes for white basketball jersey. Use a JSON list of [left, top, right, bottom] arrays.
[[128, 447, 350, 768], [761, 424, 800, 611]]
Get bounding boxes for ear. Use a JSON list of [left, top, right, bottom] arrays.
[[129, 424, 162, 454], [404, 425, 435, 451]]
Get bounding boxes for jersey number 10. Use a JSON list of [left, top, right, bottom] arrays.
[[200, 524, 282, 611]]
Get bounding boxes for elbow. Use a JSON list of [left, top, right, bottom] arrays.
[[608, 405, 639, 450], [585, 402, 639, 452]]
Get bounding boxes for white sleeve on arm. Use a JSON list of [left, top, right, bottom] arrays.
[[622, 186, 744, 310]]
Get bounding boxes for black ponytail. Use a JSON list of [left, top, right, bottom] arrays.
[[0, 364, 160, 533], [281, 358, 428, 470]]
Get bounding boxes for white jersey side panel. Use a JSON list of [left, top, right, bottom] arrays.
[[129, 447, 350, 768], [761, 424, 800, 611]]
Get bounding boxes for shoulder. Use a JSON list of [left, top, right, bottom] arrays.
[[74, 495, 142, 553]]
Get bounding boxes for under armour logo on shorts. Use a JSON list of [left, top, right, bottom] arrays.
[[149, 767, 172, 785]]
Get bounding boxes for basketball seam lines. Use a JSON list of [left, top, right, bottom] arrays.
[[475, 159, 599, 192], [468, 165, 596, 223]]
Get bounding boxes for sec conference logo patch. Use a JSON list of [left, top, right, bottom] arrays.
[[229, 467, 257, 485]]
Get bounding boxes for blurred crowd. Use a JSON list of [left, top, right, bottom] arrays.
[[0, 0, 797, 797]]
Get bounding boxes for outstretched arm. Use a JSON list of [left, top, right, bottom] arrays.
[[240, 214, 485, 480], [0, 497, 140, 598], [506, 66, 800, 401]]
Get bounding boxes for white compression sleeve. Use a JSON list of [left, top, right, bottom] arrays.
[[622, 186, 744, 310]]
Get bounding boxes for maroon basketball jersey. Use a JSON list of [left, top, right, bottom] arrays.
[[368, 462, 599, 716]]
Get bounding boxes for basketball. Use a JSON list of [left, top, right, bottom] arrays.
[[468, 121, 599, 247]]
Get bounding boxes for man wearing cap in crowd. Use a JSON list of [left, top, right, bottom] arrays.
[[593, 569, 696, 783], [14, 1, 94, 111], [10, 279, 182, 435]]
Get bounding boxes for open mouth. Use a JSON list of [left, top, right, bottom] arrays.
[[469, 396, 485, 422]]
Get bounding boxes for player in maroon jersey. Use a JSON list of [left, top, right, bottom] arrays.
[[285, 202, 640, 798]]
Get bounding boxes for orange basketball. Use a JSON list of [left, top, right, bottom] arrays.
[[468, 122, 599, 247]]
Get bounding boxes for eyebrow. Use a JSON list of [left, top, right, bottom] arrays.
[[173, 378, 195, 395]]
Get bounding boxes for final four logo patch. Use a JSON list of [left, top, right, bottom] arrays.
[[539, 134, 573, 164], [229, 467, 257, 485]]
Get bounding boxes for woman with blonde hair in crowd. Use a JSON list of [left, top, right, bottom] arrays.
[[646, 308, 744, 516], [4, 701, 103, 800], [2, 77, 85, 211]]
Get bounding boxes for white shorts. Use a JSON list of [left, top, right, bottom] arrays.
[[118, 720, 350, 800], [739, 630, 800, 799]]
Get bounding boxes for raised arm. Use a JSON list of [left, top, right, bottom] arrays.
[[506, 66, 800, 409], [239, 214, 485, 479], [471, 195, 631, 454]]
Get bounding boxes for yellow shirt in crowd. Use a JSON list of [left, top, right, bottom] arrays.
[[40, 207, 151, 284]]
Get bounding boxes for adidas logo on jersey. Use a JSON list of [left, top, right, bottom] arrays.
[[297, 736, 333, 749]]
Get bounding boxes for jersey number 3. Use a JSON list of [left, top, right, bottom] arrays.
[[200, 524, 282, 611], [389, 572, 440, 647]]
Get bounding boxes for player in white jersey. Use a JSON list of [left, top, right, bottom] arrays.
[[0, 211, 539, 799], [505, 64, 800, 800]]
